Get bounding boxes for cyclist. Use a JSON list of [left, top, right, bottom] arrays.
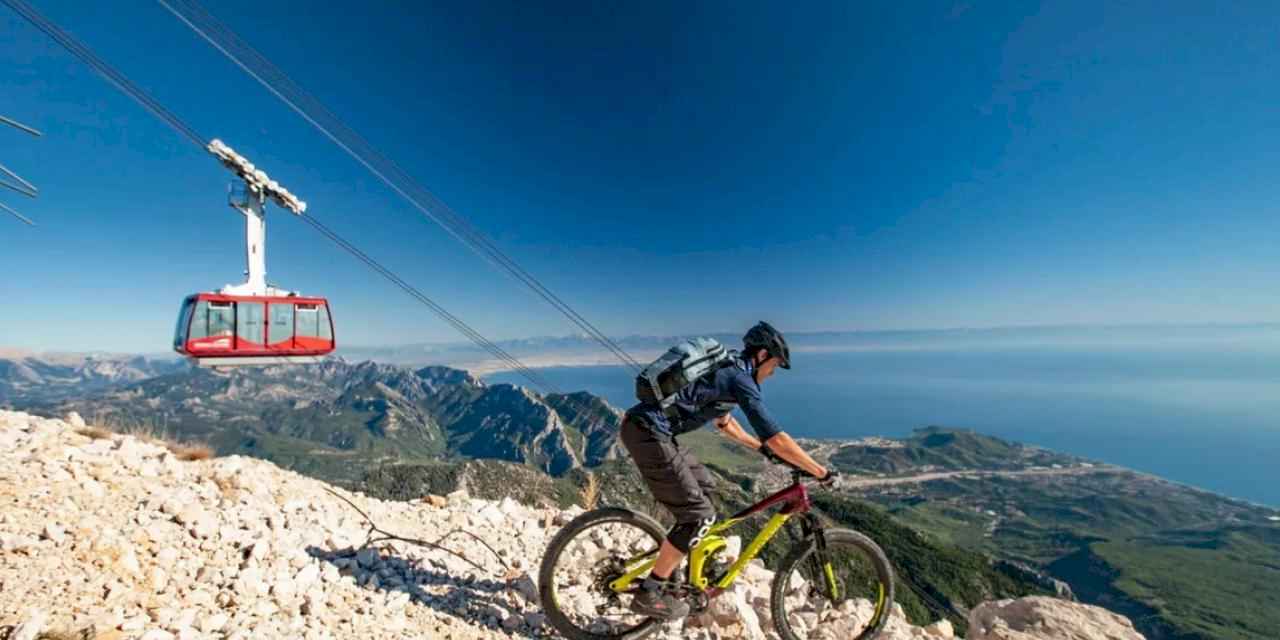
[[619, 321, 838, 620]]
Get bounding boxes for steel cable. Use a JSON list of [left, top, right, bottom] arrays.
[[0, 161, 38, 194], [0, 114, 43, 137], [0, 201, 36, 226], [0, 178, 36, 198]]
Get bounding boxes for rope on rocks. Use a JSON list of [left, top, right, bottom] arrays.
[[323, 487, 514, 577]]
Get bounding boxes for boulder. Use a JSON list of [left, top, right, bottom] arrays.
[[969, 596, 1145, 640]]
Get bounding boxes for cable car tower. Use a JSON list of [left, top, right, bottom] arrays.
[[209, 139, 306, 296], [172, 140, 335, 367]]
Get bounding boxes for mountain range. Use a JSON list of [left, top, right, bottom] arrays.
[[4, 356, 623, 484], [0, 352, 185, 404]]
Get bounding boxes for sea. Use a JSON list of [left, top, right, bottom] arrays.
[[488, 345, 1280, 507]]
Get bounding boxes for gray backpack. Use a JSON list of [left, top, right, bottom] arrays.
[[635, 337, 733, 415]]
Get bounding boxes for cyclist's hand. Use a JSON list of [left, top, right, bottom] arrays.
[[759, 443, 785, 465], [816, 468, 840, 487]]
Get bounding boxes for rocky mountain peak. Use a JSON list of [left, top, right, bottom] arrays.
[[414, 365, 486, 391]]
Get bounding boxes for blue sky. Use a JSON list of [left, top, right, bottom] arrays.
[[3, 1, 1280, 353]]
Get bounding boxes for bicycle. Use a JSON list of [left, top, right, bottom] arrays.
[[538, 465, 895, 640]]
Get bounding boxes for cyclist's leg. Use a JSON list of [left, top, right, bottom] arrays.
[[669, 440, 717, 552], [620, 420, 714, 619], [621, 420, 717, 553], [681, 446, 717, 508]]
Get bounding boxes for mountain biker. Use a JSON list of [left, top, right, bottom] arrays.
[[619, 321, 838, 620]]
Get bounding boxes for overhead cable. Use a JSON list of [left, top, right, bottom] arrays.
[[0, 161, 38, 194], [1, 115, 39, 223], [0, 202, 35, 226], [156, 0, 645, 373], [0, 179, 36, 198], [301, 214, 570, 396], [0, 114, 42, 137]]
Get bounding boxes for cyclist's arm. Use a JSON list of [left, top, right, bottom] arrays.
[[727, 372, 829, 478], [713, 413, 762, 449], [762, 432, 827, 479]]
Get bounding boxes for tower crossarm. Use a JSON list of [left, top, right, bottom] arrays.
[[206, 138, 307, 297], [207, 139, 307, 215]]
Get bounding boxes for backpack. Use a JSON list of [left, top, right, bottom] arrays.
[[635, 337, 733, 416]]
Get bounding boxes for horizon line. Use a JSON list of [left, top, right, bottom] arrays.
[[5, 319, 1280, 359]]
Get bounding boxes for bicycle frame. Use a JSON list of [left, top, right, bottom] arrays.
[[608, 476, 817, 599]]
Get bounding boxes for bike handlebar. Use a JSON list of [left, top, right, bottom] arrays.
[[760, 444, 836, 486], [760, 444, 818, 479]]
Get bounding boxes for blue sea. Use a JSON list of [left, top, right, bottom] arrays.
[[488, 347, 1280, 507]]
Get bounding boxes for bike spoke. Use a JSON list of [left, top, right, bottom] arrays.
[[546, 519, 660, 635]]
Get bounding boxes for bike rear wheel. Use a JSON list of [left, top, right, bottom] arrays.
[[538, 507, 668, 640], [770, 528, 895, 640]]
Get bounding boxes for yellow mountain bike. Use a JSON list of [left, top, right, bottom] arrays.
[[538, 468, 894, 640]]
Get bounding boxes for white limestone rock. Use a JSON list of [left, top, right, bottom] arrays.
[[969, 596, 1145, 640]]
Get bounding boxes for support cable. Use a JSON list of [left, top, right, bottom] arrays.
[[0, 179, 36, 198], [0, 161, 38, 194], [300, 215, 566, 395], [0, 114, 42, 137], [0, 202, 35, 226]]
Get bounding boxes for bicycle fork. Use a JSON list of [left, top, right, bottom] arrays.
[[800, 514, 841, 601]]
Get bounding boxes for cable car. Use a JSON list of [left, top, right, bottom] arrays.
[[174, 139, 335, 367], [173, 293, 334, 365]]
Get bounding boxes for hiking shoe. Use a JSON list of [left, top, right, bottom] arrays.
[[630, 577, 690, 620]]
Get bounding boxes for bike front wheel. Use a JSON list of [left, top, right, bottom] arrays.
[[770, 528, 895, 640]]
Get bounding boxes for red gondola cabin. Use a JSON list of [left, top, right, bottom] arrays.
[[173, 293, 334, 366]]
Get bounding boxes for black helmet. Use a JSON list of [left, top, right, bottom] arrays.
[[743, 321, 791, 369]]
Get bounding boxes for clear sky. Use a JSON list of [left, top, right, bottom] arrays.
[[3, 1, 1280, 353]]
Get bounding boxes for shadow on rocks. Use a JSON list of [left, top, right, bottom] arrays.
[[306, 544, 546, 638]]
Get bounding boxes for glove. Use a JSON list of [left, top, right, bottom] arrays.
[[758, 443, 785, 465], [816, 468, 840, 487]]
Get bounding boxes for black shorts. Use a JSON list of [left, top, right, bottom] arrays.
[[620, 417, 716, 525]]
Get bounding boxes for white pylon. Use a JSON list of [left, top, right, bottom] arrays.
[[207, 139, 307, 297]]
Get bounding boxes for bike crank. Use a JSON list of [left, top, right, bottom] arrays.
[[685, 588, 710, 615], [592, 557, 632, 614]]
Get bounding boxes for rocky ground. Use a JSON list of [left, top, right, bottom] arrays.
[[0, 410, 1143, 639]]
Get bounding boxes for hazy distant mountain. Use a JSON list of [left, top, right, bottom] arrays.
[[0, 353, 186, 404]]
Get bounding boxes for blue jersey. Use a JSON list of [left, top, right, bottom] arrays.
[[626, 356, 783, 440]]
